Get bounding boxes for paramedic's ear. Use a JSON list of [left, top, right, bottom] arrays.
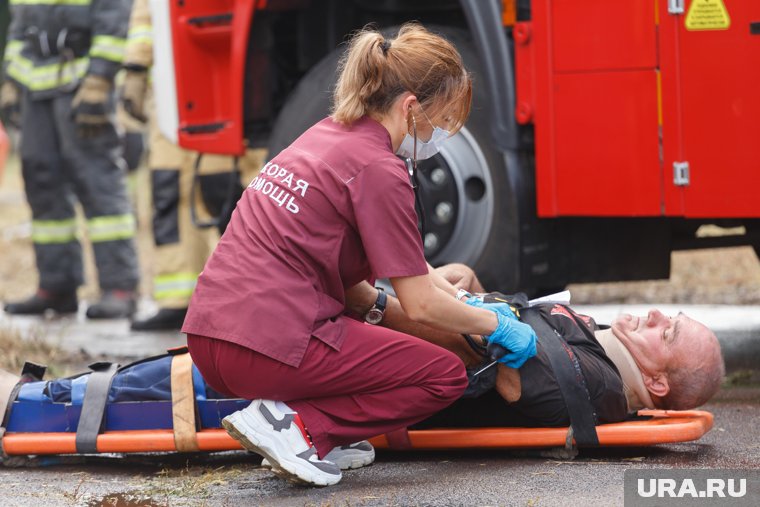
[[400, 93, 417, 115]]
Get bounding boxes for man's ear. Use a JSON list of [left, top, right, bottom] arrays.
[[642, 372, 670, 398]]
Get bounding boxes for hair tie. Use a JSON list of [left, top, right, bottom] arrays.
[[380, 40, 391, 55]]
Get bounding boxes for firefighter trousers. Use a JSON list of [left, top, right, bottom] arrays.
[[19, 90, 139, 292], [146, 112, 265, 309]]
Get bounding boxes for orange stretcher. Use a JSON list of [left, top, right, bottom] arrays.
[[1, 409, 712, 456]]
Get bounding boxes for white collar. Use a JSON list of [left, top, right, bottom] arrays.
[[595, 329, 655, 411]]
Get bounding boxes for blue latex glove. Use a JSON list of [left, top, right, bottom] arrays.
[[464, 297, 519, 321], [484, 312, 537, 368]]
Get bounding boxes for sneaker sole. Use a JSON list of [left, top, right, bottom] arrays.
[[263, 450, 374, 471], [338, 452, 375, 470], [324, 449, 376, 470], [222, 414, 341, 487]]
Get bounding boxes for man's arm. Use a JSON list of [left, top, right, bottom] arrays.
[[88, 0, 131, 81]]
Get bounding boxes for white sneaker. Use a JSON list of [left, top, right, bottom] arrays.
[[262, 440, 375, 471], [222, 399, 342, 486]]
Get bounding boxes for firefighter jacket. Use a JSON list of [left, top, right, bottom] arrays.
[[3, 0, 132, 99], [124, 0, 151, 68]]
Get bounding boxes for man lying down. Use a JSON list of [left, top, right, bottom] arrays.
[[345, 264, 725, 430], [0, 265, 724, 441]]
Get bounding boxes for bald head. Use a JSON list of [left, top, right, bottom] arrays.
[[611, 310, 724, 410], [660, 319, 724, 410]]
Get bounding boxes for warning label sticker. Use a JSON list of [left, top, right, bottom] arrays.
[[685, 0, 731, 31]]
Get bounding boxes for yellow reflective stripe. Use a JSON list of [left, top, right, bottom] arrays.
[[154, 273, 198, 300], [10, 0, 90, 5], [4, 40, 23, 62], [128, 25, 153, 46], [87, 214, 136, 242], [90, 35, 127, 63], [7, 55, 89, 91], [32, 218, 78, 244]]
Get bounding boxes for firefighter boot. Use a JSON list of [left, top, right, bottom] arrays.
[[130, 308, 187, 331], [86, 290, 137, 319], [4, 289, 78, 315]]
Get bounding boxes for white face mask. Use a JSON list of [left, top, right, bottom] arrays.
[[396, 126, 450, 160], [395, 107, 451, 160]]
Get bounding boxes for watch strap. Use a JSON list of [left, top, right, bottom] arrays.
[[374, 287, 387, 311]]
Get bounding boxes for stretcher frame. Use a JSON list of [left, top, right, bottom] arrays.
[[0, 351, 714, 457], [0, 409, 713, 456]]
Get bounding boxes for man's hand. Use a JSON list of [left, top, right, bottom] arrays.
[[495, 364, 521, 402], [484, 312, 537, 368], [434, 263, 485, 292], [71, 75, 112, 138], [0, 81, 21, 129], [121, 67, 149, 123]]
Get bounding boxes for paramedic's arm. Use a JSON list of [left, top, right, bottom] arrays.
[[391, 273, 501, 336], [344, 281, 483, 367]]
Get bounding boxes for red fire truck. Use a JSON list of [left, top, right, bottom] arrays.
[[157, 0, 760, 293]]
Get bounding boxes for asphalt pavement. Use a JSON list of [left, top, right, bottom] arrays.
[[1, 302, 759, 506], [0, 387, 758, 506]]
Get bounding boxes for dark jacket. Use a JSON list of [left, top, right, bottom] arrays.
[[416, 303, 629, 429], [4, 0, 130, 98]]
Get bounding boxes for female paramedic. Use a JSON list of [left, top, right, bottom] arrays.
[[183, 23, 537, 486]]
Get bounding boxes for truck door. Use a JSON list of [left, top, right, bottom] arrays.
[[162, 0, 255, 155], [660, 0, 760, 218], [525, 1, 662, 217]]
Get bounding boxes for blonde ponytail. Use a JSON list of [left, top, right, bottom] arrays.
[[332, 31, 388, 124], [332, 23, 472, 132]]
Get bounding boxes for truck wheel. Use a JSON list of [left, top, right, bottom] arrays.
[[268, 27, 521, 291]]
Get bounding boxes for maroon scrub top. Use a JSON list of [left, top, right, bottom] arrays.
[[183, 116, 429, 367]]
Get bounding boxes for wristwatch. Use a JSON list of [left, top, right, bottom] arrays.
[[364, 288, 387, 325]]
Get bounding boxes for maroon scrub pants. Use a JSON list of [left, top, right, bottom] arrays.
[[187, 316, 468, 457]]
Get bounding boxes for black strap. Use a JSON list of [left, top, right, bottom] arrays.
[[405, 157, 426, 236], [462, 333, 487, 357], [75, 362, 119, 454], [520, 308, 600, 447]]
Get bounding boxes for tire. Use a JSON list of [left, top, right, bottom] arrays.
[[268, 26, 521, 291]]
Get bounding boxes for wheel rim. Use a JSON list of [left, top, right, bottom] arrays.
[[417, 126, 495, 265]]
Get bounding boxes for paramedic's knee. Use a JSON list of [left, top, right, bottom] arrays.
[[434, 349, 469, 403]]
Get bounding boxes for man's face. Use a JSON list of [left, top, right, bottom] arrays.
[[610, 309, 700, 377]]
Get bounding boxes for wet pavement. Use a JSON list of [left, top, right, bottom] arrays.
[[0, 300, 186, 360]]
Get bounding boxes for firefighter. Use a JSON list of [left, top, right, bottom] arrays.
[[1, 0, 140, 319], [121, 0, 265, 331]]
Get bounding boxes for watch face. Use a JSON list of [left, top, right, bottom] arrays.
[[365, 308, 384, 325]]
